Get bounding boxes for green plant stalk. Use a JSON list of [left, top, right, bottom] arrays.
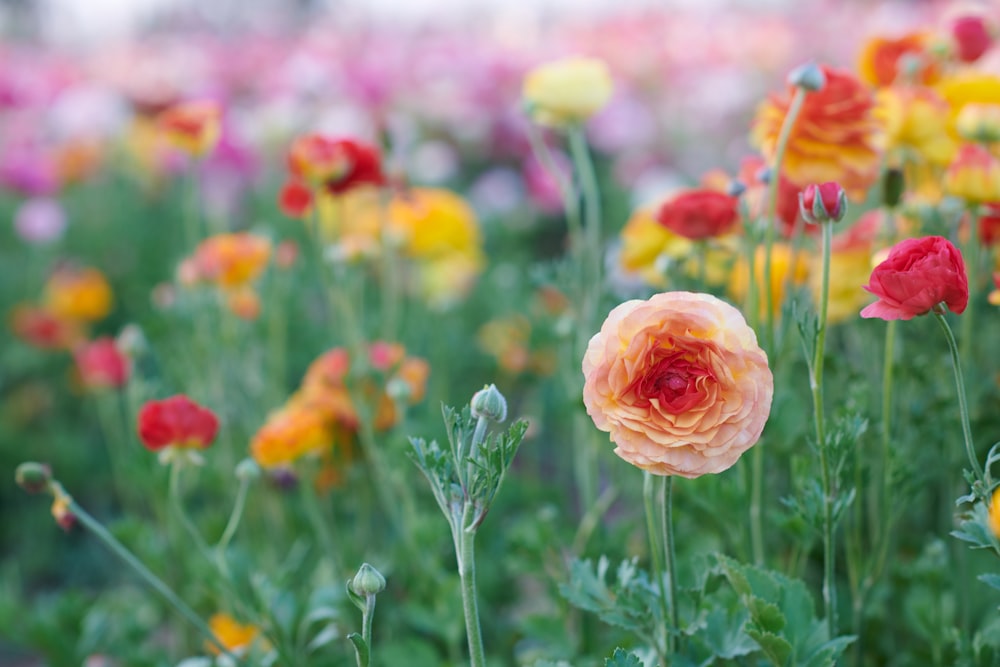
[[353, 594, 376, 667], [215, 472, 251, 572], [53, 482, 244, 664], [458, 505, 487, 667], [933, 311, 985, 486], [299, 475, 341, 578], [879, 319, 897, 539], [169, 462, 213, 562], [661, 475, 680, 657], [960, 207, 980, 372], [267, 265, 290, 406], [643, 472, 671, 666], [811, 220, 836, 638]]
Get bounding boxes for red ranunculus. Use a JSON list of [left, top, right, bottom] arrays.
[[137, 395, 219, 451], [655, 190, 738, 240], [860, 236, 968, 321], [952, 15, 993, 63], [979, 203, 1000, 246], [74, 337, 131, 390], [287, 135, 384, 195], [278, 179, 313, 218]]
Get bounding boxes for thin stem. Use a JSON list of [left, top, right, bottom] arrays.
[[299, 476, 341, 578], [879, 320, 897, 538], [216, 473, 251, 561], [960, 206, 980, 372], [360, 594, 376, 667], [55, 483, 244, 664], [168, 462, 213, 562], [661, 476, 679, 657], [933, 311, 984, 486], [458, 506, 486, 667], [643, 472, 671, 667]]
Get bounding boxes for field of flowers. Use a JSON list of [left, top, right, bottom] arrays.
[[4, 1, 1000, 665]]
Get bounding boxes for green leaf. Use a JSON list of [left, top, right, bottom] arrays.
[[605, 647, 645, 667], [746, 628, 792, 666], [347, 632, 370, 667], [979, 573, 1000, 592]]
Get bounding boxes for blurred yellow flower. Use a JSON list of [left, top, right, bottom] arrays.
[[522, 56, 614, 127], [207, 613, 266, 655], [956, 103, 1000, 144], [729, 243, 809, 320], [250, 405, 331, 470], [989, 487, 1000, 540], [877, 86, 957, 166], [936, 73, 1000, 137], [945, 143, 1000, 203], [44, 266, 113, 323]]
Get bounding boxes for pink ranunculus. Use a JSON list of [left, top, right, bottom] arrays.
[[860, 236, 968, 321], [582, 291, 773, 478]]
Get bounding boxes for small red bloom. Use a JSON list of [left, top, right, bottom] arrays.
[[74, 337, 131, 390], [952, 15, 993, 63], [799, 182, 847, 224], [287, 135, 384, 195], [278, 179, 313, 218], [979, 203, 1000, 246], [137, 395, 219, 452], [655, 190, 738, 240], [860, 236, 968, 321]]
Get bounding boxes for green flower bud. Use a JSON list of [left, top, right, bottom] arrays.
[[350, 562, 386, 597], [470, 384, 508, 423], [15, 462, 52, 494], [882, 167, 905, 209], [787, 62, 826, 92], [235, 458, 261, 482]]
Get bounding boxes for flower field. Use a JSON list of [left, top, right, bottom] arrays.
[[4, 1, 1000, 666]]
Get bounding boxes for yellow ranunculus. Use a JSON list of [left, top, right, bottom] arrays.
[[44, 266, 113, 323], [728, 243, 809, 320], [522, 57, 614, 127]]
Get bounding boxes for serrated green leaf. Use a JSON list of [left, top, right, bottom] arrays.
[[748, 598, 785, 633], [746, 628, 792, 666], [605, 647, 644, 667]]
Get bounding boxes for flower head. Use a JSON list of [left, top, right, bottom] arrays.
[[9, 304, 84, 350], [44, 265, 113, 323], [654, 190, 739, 240], [951, 15, 993, 64], [137, 395, 219, 452], [158, 100, 222, 157], [944, 144, 1000, 204], [207, 613, 266, 656], [582, 292, 773, 478], [250, 405, 332, 470], [188, 232, 272, 288], [857, 33, 938, 87], [287, 135, 384, 195], [74, 337, 131, 391], [522, 57, 614, 127], [860, 236, 968, 320]]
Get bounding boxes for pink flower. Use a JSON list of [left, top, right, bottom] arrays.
[[860, 236, 968, 320], [74, 338, 131, 390], [799, 182, 846, 224], [582, 291, 773, 478]]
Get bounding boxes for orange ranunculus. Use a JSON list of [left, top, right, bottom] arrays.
[[44, 266, 113, 323], [751, 66, 882, 199], [250, 405, 331, 469], [944, 144, 1000, 204], [858, 32, 938, 88], [158, 100, 222, 157], [582, 291, 773, 478], [207, 613, 266, 655], [189, 232, 272, 288]]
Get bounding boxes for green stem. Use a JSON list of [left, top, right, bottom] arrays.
[[458, 507, 486, 667], [643, 472, 671, 666], [960, 207, 980, 372], [879, 320, 897, 539], [299, 476, 341, 578], [661, 476, 679, 657], [359, 594, 376, 667], [216, 473, 251, 564], [933, 311, 984, 486], [55, 483, 244, 664], [169, 462, 213, 562]]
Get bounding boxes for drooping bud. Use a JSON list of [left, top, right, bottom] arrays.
[[470, 384, 508, 423], [881, 168, 905, 209], [350, 562, 387, 597], [15, 462, 52, 494], [787, 62, 826, 92], [799, 182, 847, 224]]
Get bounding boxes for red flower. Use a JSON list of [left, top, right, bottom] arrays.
[[952, 16, 993, 63], [980, 204, 1000, 246], [860, 236, 968, 321], [278, 179, 313, 218], [655, 190, 738, 240], [737, 156, 805, 237], [137, 395, 219, 451], [287, 135, 384, 195], [74, 337, 130, 390], [799, 182, 847, 225]]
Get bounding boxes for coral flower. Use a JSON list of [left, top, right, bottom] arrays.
[[857, 33, 938, 87], [137, 395, 219, 452], [250, 405, 331, 470], [287, 134, 384, 195], [74, 337, 131, 390], [522, 56, 614, 127], [751, 66, 882, 199], [9, 304, 83, 350], [157, 100, 222, 157], [583, 292, 773, 478], [944, 144, 1000, 204], [861, 236, 968, 320], [44, 266, 113, 323], [654, 190, 739, 240], [190, 232, 272, 288]]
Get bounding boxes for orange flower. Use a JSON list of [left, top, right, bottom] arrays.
[[224, 286, 262, 321], [158, 100, 221, 157], [858, 32, 938, 88], [9, 304, 84, 350], [189, 232, 272, 288], [250, 405, 331, 469], [582, 292, 773, 478], [751, 66, 882, 199], [207, 613, 265, 655], [44, 266, 113, 323]]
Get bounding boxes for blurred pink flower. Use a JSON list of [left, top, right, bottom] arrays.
[[14, 198, 66, 244]]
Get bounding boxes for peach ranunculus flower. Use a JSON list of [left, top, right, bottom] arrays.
[[158, 100, 222, 158], [44, 265, 113, 323], [582, 291, 773, 478], [751, 65, 882, 199]]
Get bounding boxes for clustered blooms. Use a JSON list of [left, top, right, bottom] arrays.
[[582, 292, 773, 478], [279, 134, 385, 217]]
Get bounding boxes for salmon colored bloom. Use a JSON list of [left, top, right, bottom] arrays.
[[44, 266, 113, 323], [582, 291, 773, 478], [250, 405, 331, 469], [74, 337, 131, 390], [522, 56, 614, 127], [857, 33, 938, 88], [944, 144, 1000, 204], [157, 100, 222, 157], [189, 232, 272, 288], [9, 304, 84, 350], [861, 236, 968, 320], [751, 66, 882, 199], [287, 134, 384, 195], [655, 190, 739, 240], [137, 395, 219, 452], [207, 613, 266, 655]]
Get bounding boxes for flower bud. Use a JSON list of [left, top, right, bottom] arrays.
[[470, 384, 507, 423], [51, 496, 76, 531], [235, 458, 261, 482], [15, 462, 52, 494], [787, 62, 826, 92], [726, 180, 747, 198], [799, 182, 847, 224], [350, 562, 386, 597], [881, 167, 905, 209]]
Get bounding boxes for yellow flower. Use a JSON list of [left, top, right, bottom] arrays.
[[876, 86, 957, 166], [989, 487, 1000, 540], [207, 613, 265, 655], [44, 266, 113, 323], [190, 233, 272, 288], [158, 100, 222, 158], [936, 73, 1000, 137], [944, 144, 1000, 203], [955, 103, 1000, 144], [728, 244, 809, 320], [522, 57, 614, 127]]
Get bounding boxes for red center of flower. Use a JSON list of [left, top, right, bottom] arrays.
[[636, 353, 715, 413]]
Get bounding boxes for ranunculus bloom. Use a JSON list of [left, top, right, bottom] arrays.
[[944, 144, 1000, 204], [860, 236, 968, 320], [278, 178, 313, 218], [287, 134, 384, 195], [74, 337, 130, 390], [207, 613, 266, 656], [522, 57, 614, 127], [137, 395, 219, 451], [157, 100, 222, 157], [582, 291, 773, 478], [979, 203, 1000, 246], [250, 405, 332, 469], [955, 103, 1000, 144], [189, 232, 272, 288], [751, 66, 881, 199], [857, 33, 938, 88], [655, 190, 738, 240], [44, 266, 113, 323], [952, 15, 993, 64]]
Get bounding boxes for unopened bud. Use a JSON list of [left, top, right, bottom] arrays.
[[787, 62, 826, 92], [51, 496, 76, 532], [726, 180, 747, 198], [235, 458, 261, 482], [882, 168, 905, 209], [470, 384, 507, 423], [350, 562, 386, 597], [799, 182, 847, 225], [15, 462, 52, 494]]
